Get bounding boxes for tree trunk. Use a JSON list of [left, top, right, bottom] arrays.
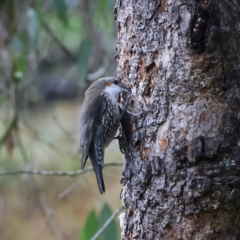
[[115, 0, 240, 239]]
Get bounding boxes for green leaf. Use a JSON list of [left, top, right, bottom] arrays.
[[98, 0, 108, 12], [36, 0, 43, 21], [27, 7, 39, 50], [52, 0, 68, 25], [14, 55, 27, 73], [0, 98, 5, 106], [79, 210, 99, 240], [100, 203, 118, 240], [78, 38, 92, 81], [12, 55, 27, 83]]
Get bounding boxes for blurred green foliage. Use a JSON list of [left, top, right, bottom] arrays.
[[1, 0, 116, 92], [100, 203, 118, 240], [79, 202, 118, 240], [79, 210, 100, 240], [52, 0, 68, 25]]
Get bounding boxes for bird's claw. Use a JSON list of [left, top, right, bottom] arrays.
[[125, 110, 141, 117], [114, 135, 126, 154]]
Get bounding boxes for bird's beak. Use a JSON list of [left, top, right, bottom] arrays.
[[117, 82, 131, 94], [121, 85, 131, 93]]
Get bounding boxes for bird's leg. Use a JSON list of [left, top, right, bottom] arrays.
[[114, 135, 126, 154], [120, 94, 141, 120], [116, 94, 140, 154], [120, 95, 131, 120], [125, 110, 141, 117]]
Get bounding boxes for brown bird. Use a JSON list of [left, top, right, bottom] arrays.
[[80, 77, 130, 193]]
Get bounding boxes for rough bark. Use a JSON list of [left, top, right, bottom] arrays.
[[115, 0, 240, 239]]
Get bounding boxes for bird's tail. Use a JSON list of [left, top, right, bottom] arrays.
[[89, 145, 105, 194]]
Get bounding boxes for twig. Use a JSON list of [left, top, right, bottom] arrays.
[[87, 65, 107, 81], [90, 206, 124, 240], [40, 19, 76, 60], [51, 115, 76, 142], [86, 56, 109, 81], [0, 114, 17, 145], [58, 173, 90, 200], [38, 173, 91, 237], [15, 131, 67, 240], [0, 198, 5, 226], [20, 123, 76, 158], [40, 172, 92, 234], [0, 162, 123, 176]]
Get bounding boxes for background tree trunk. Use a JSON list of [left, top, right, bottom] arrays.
[[115, 0, 240, 239]]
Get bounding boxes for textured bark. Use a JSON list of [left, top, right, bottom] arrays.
[[115, 0, 240, 239]]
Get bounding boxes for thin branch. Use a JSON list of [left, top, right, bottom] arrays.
[[0, 198, 5, 226], [40, 19, 76, 60], [0, 114, 17, 145], [58, 173, 90, 200], [20, 123, 76, 158], [86, 55, 109, 81], [0, 162, 123, 177], [38, 173, 91, 237], [15, 131, 67, 240], [87, 65, 107, 81], [40, 172, 92, 234], [51, 115, 76, 142], [90, 206, 124, 240]]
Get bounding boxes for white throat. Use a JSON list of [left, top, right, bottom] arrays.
[[104, 84, 124, 99]]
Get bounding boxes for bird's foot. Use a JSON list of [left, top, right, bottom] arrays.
[[125, 110, 141, 117], [114, 135, 126, 154]]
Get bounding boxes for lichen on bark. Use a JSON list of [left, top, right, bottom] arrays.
[[115, 0, 240, 239]]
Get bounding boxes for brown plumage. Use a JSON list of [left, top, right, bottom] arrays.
[[80, 77, 130, 193]]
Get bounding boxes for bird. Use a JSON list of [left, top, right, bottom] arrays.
[[80, 77, 131, 194]]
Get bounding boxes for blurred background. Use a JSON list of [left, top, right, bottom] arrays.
[[0, 0, 123, 239]]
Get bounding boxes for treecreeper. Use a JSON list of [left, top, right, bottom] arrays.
[[80, 77, 130, 193]]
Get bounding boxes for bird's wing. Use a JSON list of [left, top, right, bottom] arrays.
[[80, 94, 105, 169]]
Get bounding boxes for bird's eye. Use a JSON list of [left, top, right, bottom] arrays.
[[106, 82, 112, 86], [114, 79, 119, 85]]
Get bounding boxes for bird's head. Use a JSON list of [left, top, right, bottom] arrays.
[[86, 77, 131, 98], [104, 77, 131, 97]]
